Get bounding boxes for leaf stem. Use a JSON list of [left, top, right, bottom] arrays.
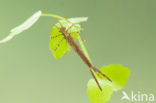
[[77, 36, 92, 64], [42, 13, 71, 23]]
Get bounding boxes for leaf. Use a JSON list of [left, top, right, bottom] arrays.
[[99, 64, 130, 91], [87, 64, 130, 103], [60, 17, 88, 24], [87, 79, 113, 103], [0, 10, 42, 44], [49, 25, 69, 59], [49, 21, 81, 59], [49, 37, 70, 59]]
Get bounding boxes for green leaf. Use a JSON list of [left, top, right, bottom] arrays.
[[49, 21, 81, 59], [87, 64, 130, 103], [99, 64, 130, 91], [59, 17, 88, 24], [87, 79, 113, 103], [67, 17, 88, 23]]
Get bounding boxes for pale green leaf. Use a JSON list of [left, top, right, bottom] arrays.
[[59, 17, 88, 24], [87, 79, 113, 103], [87, 64, 130, 103], [49, 21, 81, 59], [0, 10, 42, 44], [99, 64, 130, 91]]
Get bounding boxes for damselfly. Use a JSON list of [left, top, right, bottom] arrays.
[[50, 22, 112, 90]]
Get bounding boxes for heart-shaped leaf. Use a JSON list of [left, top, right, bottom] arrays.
[[87, 64, 130, 103], [49, 22, 81, 59], [87, 79, 113, 103]]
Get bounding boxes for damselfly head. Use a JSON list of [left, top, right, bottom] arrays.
[[59, 26, 66, 33]]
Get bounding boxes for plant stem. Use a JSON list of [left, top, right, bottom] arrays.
[[42, 13, 71, 23], [77, 36, 92, 63]]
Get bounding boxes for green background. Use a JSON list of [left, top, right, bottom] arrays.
[[0, 0, 155, 103]]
